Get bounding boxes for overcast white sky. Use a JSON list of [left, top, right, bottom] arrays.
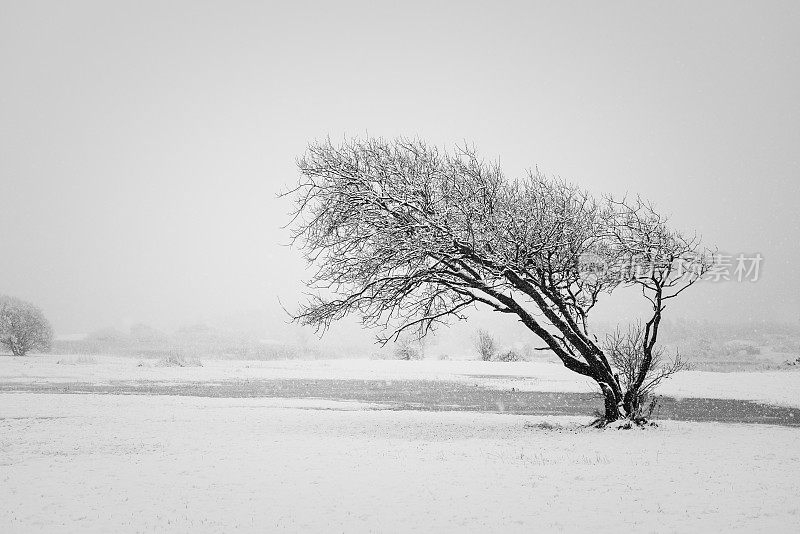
[[1, 1, 798, 340]]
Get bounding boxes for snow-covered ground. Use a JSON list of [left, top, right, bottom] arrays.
[[2, 355, 799, 408], [1, 393, 798, 532]]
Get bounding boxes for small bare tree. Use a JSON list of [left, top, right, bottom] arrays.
[[393, 331, 424, 360], [474, 329, 497, 361], [604, 323, 687, 421], [605, 197, 709, 416], [286, 137, 713, 424], [0, 296, 54, 356]]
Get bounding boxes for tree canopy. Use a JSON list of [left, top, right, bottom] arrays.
[[0, 295, 54, 356], [287, 137, 713, 422]]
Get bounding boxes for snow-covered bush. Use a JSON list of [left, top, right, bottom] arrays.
[[393, 346, 422, 360], [495, 349, 523, 362], [156, 353, 203, 367]]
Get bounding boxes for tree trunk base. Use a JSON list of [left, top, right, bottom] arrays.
[[588, 415, 659, 429]]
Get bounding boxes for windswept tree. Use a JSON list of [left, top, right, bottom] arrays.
[[286, 138, 712, 424], [0, 296, 54, 356]]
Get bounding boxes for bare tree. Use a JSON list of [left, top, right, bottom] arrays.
[[393, 330, 425, 360], [605, 197, 710, 416], [0, 296, 54, 356], [474, 329, 497, 361], [603, 323, 687, 421], [286, 137, 712, 423]]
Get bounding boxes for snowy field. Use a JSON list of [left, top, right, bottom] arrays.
[[1, 356, 799, 532], [2, 393, 799, 532]]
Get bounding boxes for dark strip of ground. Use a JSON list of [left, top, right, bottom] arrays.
[[1, 379, 797, 427]]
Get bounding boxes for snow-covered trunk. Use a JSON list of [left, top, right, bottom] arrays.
[[598, 382, 622, 422]]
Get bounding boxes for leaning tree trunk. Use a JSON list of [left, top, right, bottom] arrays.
[[598, 382, 622, 422]]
